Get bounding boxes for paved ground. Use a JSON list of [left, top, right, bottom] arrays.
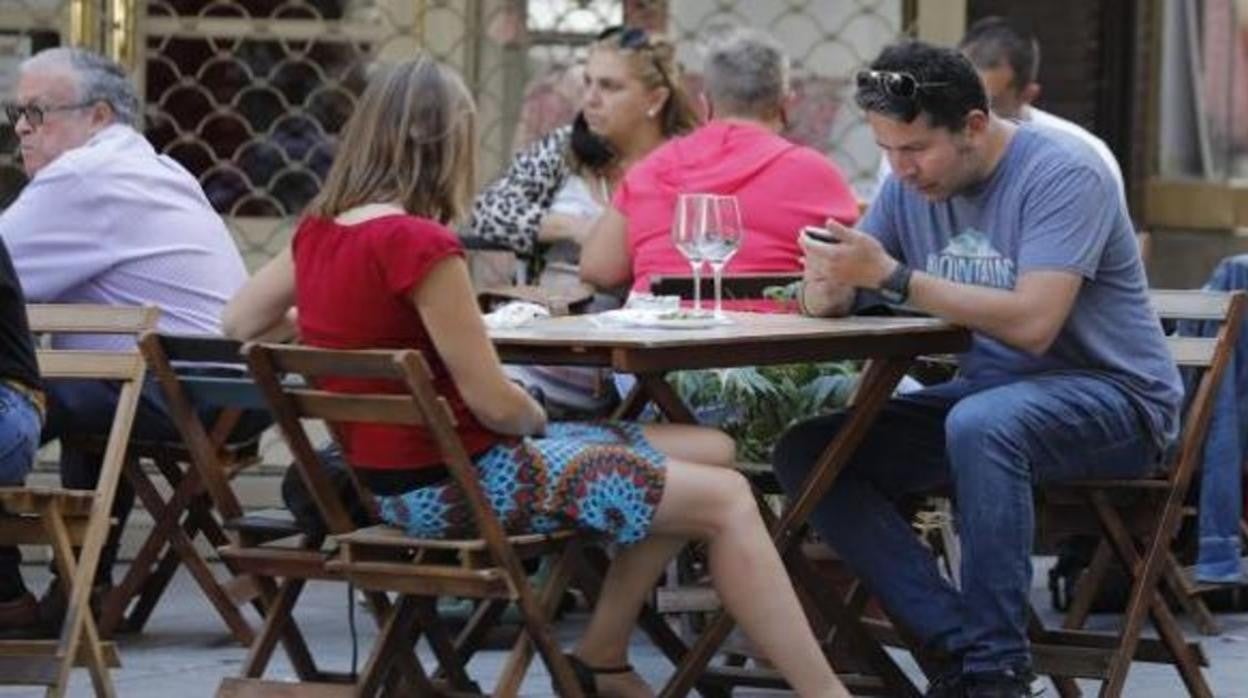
[[0, 558, 1244, 697]]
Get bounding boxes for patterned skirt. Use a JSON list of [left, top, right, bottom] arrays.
[[375, 422, 668, 546]]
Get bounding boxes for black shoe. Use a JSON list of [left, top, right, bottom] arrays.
[[925, 669, 964, 698], [556, 653, 635, 697], [963, 668, 1041, 698], [0, 592, 42, 638], [37, 578, 111, 634]]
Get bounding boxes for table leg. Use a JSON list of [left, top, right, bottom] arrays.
[[659, 357, 921, 698]]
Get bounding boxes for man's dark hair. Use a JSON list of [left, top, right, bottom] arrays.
[[959, 16, 1040, 88], [854, 40, 988, 132]]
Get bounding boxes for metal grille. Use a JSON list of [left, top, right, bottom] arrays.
[[0, 0, 903, 267]]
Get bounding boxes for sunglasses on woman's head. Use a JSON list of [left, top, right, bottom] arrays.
[[595, 25, 674, 92], [597, 25, 649, 48], [855, 69, 950, 99]]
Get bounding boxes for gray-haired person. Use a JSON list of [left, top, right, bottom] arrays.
[[0, 47, 252, 633], [580, 26, 858, 293]]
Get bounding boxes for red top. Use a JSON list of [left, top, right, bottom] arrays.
[[614, 121, 859, 296], [293, 214, 499, 470]]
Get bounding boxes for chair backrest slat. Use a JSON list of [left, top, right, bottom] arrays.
[[26, 304, 159, 334], [37, 350, 147, 380], [1165, 336, 1219, 368], [157, 334, 248, 364], [286, 389, 448, 426], [260, 345, 407, 380], [1148, 290, 1245, 497], [1149, 290, 1234, 321]]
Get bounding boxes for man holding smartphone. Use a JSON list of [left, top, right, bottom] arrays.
[[776, 41, 1180, 698]]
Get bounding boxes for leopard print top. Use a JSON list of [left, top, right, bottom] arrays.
[[467, 126, 573, 258]]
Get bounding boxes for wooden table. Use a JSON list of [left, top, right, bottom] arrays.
[[491, 311, 971, 697]]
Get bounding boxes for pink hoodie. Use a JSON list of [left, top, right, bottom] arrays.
[[613, 120, 858, 297]]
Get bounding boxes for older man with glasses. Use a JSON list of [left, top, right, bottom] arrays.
[[0, 47, 248, 634], [776, 40, 1180, 697]]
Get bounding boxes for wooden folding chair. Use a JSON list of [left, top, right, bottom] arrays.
[[245, 343, 590, 697], [1030, 289, 1244, 698], [92, 332, 296, 648], [0, 304, 155, 697]]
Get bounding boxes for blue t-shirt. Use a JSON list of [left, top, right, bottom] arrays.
[[861, 124, 1182, 448]]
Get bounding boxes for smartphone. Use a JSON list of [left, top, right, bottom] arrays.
[[801, 226, 840, 244]]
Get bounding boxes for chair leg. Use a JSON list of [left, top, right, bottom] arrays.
[[1062, 538, 1113, 631], [448, 599, 507, 669], [242, 578, 312, 679], [415, 598, 479, 692], [356, 594, 434, 698], [130, 456, 257, 643], [495, 545, 579, 696], [1026, 608, 1082, 698], [42, 502, 116, 698], [1160, 548, 1220, 636], [1091, 493, 1211, 698]]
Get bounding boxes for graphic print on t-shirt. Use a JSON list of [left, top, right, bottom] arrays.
[[924, 229, 1015, 289]]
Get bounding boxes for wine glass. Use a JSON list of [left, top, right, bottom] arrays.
[[700, 195, 744, 319], [672, 193, 713, 314]]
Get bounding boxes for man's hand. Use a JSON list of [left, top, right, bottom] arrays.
[[799, 218, 898, 290]]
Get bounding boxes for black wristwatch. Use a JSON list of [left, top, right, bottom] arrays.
[[878, 262, 913, 304]]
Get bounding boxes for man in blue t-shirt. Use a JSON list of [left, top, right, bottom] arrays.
[[775, 41, 1182, 698]]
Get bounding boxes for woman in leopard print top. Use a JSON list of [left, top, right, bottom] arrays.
[[467, 26, 699, 267]]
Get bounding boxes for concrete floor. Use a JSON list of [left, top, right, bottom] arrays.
[[0, 559, 1244, 697]]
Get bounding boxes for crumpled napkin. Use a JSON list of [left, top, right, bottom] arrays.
[[483, 301, 550, 329]]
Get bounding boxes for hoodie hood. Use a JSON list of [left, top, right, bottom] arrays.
[[651, 120, 797, 196]]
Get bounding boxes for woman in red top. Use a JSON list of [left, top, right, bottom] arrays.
[[224, 56, 847, 698]]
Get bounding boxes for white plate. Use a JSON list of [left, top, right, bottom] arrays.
[[592, 310, 731, 330]]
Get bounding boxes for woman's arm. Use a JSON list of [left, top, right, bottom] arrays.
[[221, 247, 298, 341], [466, 128, 570, 257], [579, 206, 633, 289], [413, 256, 547, 436]]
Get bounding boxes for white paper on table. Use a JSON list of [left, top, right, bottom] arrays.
[[482, 302, 550, 329]]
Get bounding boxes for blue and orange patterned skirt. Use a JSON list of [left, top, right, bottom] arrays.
[[375, 422, 667, 546]]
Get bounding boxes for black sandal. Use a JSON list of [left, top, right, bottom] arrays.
[[559, 653, 635, 697]]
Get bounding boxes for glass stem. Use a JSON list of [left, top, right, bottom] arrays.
[[690, 261, 703, 311], [711, 263, 725, 317]]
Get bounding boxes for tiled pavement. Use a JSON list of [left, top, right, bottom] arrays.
[[0, 559, 1244, 697]]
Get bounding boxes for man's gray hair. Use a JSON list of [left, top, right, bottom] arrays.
[[22, 47, 141, 128], [701, 26, 789, 117]]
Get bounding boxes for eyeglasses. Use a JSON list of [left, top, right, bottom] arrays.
[[3, 100, 97, 128], [596, 25, 674, 93], [855, 70, 949, 99]]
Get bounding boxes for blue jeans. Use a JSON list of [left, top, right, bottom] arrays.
[[0, 382, 42, 599], [773, 373, 1161, 675]]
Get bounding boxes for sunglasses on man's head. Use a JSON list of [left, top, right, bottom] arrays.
[[855, 70, 949, 99]]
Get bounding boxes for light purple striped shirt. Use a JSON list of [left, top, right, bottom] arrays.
[[0, 124, 247, 349]]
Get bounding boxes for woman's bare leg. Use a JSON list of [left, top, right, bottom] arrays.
[[574, 424, 846, 697], [573, 425, 732, 697]]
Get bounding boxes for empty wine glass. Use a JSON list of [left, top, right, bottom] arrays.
[[700, 195, 744, 319], [672, 193, 714, 314]]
